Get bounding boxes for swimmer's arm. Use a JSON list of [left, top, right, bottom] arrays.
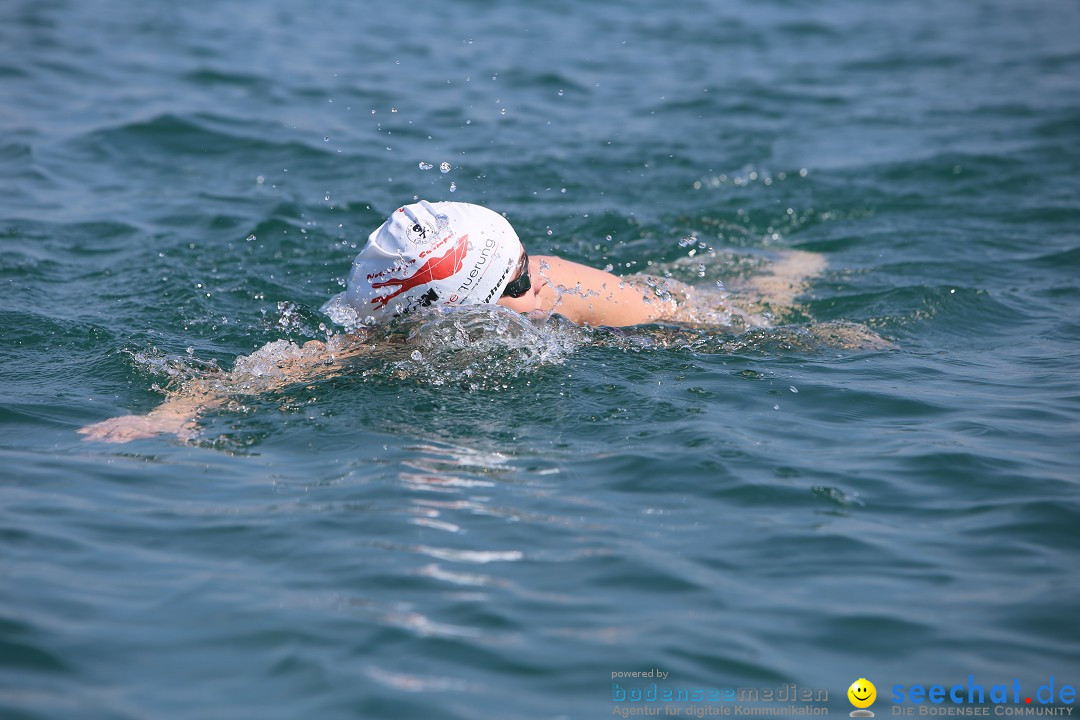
[[78, 378, 228, 444], [79, 335, 369, 444], [533, 256, 673, 327]]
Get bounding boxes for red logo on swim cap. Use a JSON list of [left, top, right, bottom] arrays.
[[370, 234, 469, 309]]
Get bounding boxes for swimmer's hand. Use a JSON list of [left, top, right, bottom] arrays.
[[78, 408, 198, 444]]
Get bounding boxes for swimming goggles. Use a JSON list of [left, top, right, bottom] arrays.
[[501, 250, 532, 298]]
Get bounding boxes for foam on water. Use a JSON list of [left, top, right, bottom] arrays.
[[356, 306, 585, 390], [125, 346, 221, 389]]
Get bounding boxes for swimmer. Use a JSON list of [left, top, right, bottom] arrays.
[[320, 200, 676, 328], [79, 200, 842, 443]]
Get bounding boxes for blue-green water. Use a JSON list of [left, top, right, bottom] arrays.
[[3, 0, 1079, 718]]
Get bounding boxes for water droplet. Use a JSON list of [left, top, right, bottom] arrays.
[[449, 182, 457, 192], [603, 264, 614, 272], [410, 350, 423, 361], [789, 386, 799, 393], [323, 136, 330, 142], [419, 161, 433, 170], [246, 234, 256, 242], [697, 263, 706, 277], [799, 168, 808, 177], [255, 175, 265, 185], [391, 107, 398, 113], [440, 162, 451, 173]]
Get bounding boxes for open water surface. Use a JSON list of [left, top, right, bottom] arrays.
[[2, 0, 1079, 718]]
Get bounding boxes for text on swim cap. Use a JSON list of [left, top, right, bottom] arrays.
[[456, 237, 497, 295]]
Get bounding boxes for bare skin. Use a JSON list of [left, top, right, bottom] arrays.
[[497, 251, 827, 327], [80, 249, 835, 444], [79, 335, 373, 443], [496, 255, 674, 326]]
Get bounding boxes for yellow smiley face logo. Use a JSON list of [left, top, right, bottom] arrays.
[[848, 678, 877, 708]]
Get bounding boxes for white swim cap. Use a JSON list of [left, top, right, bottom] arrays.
[[321, 201, 523, 325]]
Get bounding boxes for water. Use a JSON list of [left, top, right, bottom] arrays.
[[2, 0, 1079, 717]]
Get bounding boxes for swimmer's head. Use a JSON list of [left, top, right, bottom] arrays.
[[322, 201, 525, 325]]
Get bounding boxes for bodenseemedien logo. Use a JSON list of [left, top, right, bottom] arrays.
[[848, 678, 877, 717]]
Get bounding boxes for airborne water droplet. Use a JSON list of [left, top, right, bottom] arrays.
[[419, 161, 433, 170], [440, 162, 451, 173]]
